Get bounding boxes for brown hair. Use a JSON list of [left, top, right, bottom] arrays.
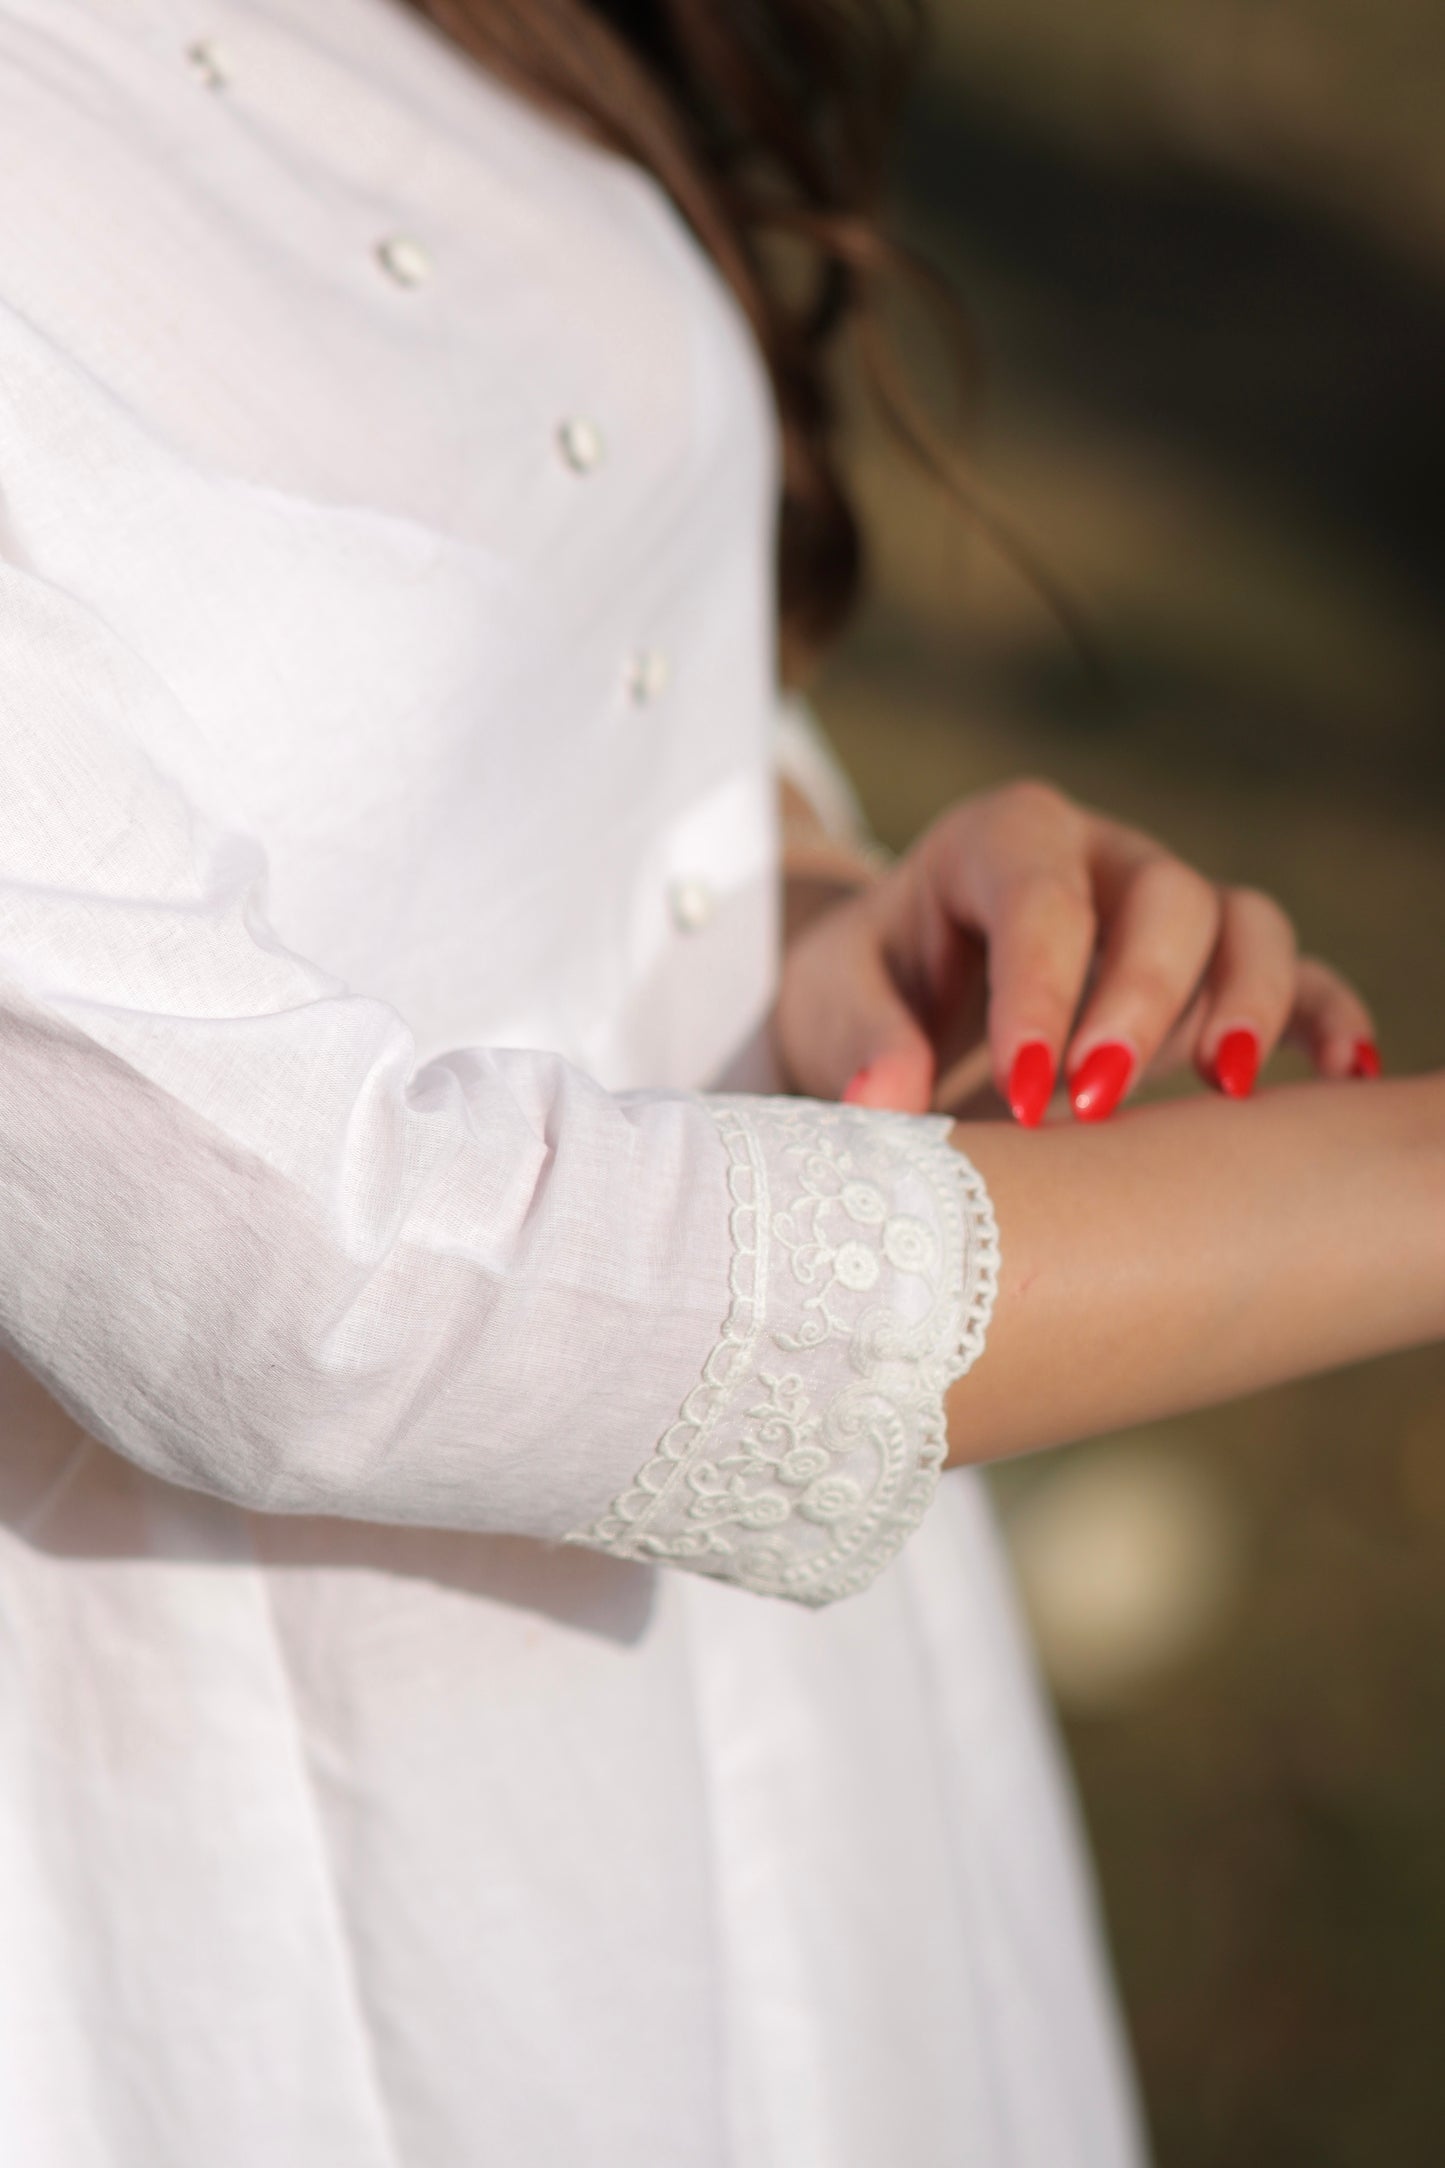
[[403, 0, 940, 676]]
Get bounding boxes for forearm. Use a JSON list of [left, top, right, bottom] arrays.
[[946, 1073, 1445, 1466]]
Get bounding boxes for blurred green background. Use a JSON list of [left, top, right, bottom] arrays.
[[810, 2, 1445, 2160]]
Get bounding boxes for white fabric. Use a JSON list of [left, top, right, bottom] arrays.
[[773, 692, 872, 848], [0, 1, 1146, 2161]]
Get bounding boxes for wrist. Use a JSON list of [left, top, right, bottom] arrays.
[[940, 1072, 1445, 1474], [777, 771, 894, 948], [780, 833, 890, 947]]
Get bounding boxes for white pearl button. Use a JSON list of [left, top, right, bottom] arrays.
[[556, 416, 605, 474], [186, 39, 233, 90], [375, 234, 432, 288], [624, 649, 669, 705], [669, 878, 715, 934]]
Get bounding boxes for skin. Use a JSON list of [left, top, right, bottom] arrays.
[[944, 1074, 1445, 1469], [775, 775, 1445, 1471], [777, 776, 1375, 1112]]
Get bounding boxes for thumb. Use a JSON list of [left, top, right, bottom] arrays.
[[837, 950, 937, 1113]]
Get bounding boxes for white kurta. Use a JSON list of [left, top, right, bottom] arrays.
[[0, 1, 1145, 2160]]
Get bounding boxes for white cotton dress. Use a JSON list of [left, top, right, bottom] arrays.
[[0, 2, 1146, 2161]]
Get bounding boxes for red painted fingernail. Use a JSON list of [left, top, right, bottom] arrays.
[[1069, 1041, 1134, 1123], [1007, 1040, 1056, 1128], [1212, 1027, 1261, 1100], [842, 1066, 873, 1105], [1350, 1038, 1383, 1080]]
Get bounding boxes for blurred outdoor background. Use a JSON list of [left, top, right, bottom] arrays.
[[808, 2, 1445, 2161]]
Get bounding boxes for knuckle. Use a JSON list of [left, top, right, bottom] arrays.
[[1135, 854, 1218, 925], [932, 799, 975, 853], [999, 866, 1093, 925], [998, 775, 1076, 833], [1230, 885, 1296, 946], [1226, 894, 1299, 1008]]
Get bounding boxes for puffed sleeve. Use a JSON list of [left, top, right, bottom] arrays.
[[0, 383, 998, 1616]]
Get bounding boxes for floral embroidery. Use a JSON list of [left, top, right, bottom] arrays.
[[565, 1099, 1000, 1605]]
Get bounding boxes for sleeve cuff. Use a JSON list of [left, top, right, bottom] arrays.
[[565, 1098, 1000, 1604]]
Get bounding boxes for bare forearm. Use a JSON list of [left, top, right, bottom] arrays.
[[946, 1074, 1445, 1466]]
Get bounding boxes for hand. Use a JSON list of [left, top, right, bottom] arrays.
[[773, 778, 1381, 1122]]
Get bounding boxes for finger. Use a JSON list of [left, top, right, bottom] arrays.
[[779, 899, 939, 1113], [918, 784, 1099, 1126], [1286, 956, 1382, 1081], [1193, 887, 1299, 1098], [834, 929, 938, 1114], [1065, 857, 1222, 1120], [981, 871, 1098, 1123]]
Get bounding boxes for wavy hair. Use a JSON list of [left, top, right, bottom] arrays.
[[403, 0, 962, 675]]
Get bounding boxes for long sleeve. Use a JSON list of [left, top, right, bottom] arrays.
[[0, 561, 998, 1603], [0, 29, 1148, 2168], [0, 577, 1001, 1611], [0, 159, 1000, 1604]]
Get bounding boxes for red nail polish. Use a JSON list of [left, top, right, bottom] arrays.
[[1212, 1027, 1260, 1100], [1069, 1041, 1134, 1123], [1350, 1038, 1383, 1080], [1007, 1041, 1055, 1128], [842, 1066, 873, 1106]]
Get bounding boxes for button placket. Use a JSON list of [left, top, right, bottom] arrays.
[[623, 649, 669, 706], [556, 416, 605, 474], [668, 878, 716, 934], [185, 38, 233, 90], [375, 234, 433, 288]]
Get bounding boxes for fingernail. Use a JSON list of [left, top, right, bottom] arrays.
[[1069, 1041, 1134, 1123], [1007, 1040, 1056, 1128], [842, 1066, 873, 1105], [1350, 1038, 1383, 1080], [1211, 1027, 1261, 1100]]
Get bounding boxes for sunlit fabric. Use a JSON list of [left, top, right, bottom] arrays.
[[0, 2, 1143, 2160]]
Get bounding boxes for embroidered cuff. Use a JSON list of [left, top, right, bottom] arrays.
[[566, 1099, 1000, 1604]]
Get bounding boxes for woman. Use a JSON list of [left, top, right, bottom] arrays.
[[0, 2, 1438, 2162]]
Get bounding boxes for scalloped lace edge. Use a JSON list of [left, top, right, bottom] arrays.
[[564, 1101, 1000, 1605]]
